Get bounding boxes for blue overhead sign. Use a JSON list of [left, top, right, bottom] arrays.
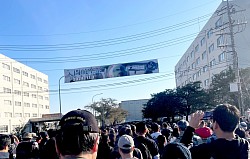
[[64, 59, 159, 83]]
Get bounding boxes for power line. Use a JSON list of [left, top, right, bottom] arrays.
[[0, 1, 218, 37], [0, 73, 175, 97], [0, 15, 211, 51]]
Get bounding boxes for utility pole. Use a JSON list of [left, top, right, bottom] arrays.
[[226, 0, 243, 115], [215, 0, 247, 115]]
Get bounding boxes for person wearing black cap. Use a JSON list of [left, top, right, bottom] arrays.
[[55, 109, 100, 159]]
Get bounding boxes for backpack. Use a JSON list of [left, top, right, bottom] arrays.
[[134, 141, 152, 159]]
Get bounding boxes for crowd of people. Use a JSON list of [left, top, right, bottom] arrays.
[[0, 103, 249, 159]]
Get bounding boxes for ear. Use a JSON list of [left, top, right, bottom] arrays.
[[92, 135, 100, 153], [213, 121, 219, 130]]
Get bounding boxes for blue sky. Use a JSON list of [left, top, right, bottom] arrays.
[[0, 0, 222, 114]]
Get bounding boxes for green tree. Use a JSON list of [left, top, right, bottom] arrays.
[[176, 81, 210, 120], [207, 68, 237, 106], [86, 98, 128, 126], [143, 89, 186, 122]]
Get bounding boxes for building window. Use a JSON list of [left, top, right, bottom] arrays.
[[193, 73, 197, 80], [31, 84, 36, 89], [203, 65, 208, 72], [13, 67, 20, 73], [32, 94, 37, 98], [2, 63, 10, 70], [32, 113, 38, 117], [22, 71, 28, 77], [32, 104, 37, 108], [190, 51, 194, 58], [3, 75, 11, 82], [15, 101, 21, 106], [0, 125, 8, 133], [187, 56, 190, 62], [14, 78, 21, 84], [5, 112, 12, 117], [3, 87, 11, 94], [196, 57, 200, 66], [45, 97, 49, 101], [30, 74, 36, 79], [210, 59, 216, 67], [23, 92, 29, 97], [38, 95, 43, 100], [197, 69, 202, 77], [24, 113, 30, 117], [217, 35, 224, 47], [4, 100, 12, 105], [202, 51, 207, 60], [200, 37, 205, 46], [44, 88, 48, 92], [39, 104, 43, 108], [209, 43, 214, 53], [23, 82, 29, 87], [204, 79, 209, 86], [191, 62, 195, 69], [207, 29, 213, 38], [195, 44, 199, 53], [37, 77, 42, 82], [219, 52, 226, 62], [38, 86, 42, 91], [45, 105, 50, 109], [14, 90, 21, 96], [44, 79, 48, 84], [24, 102, 30, 107], [15, 113, 22, 117], [215, 17, 222, 28]]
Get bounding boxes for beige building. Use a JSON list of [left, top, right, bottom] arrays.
[[120, 99, 148, 122], [175, 0, 250, 88], [0, 54, 50, 134]]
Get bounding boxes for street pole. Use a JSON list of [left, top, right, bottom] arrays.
[[226, 0, 243, 115], [59, 75, 64, 118], [92, 93, 103, 115]]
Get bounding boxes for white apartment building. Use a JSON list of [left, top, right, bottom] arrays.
[[0, 54, 50, 134], [175, 0, 250, 88], [120, 99, 148, 122]]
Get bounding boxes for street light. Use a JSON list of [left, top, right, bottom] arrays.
[[59, 75, 65, 118], [92, 93, 103, 115]]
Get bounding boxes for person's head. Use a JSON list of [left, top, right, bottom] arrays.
[[22, 132, 33, 141], [56, 109, 100, 158], [161, 143, 192, 159], [118, 135, 135, 158], [177, 120, 189, 131], [157, 135, 166, 147], [0, 134, 11, 152], [213, 104, 240, 133], [136, 122, 147, 135], [40, 131, 48, 139], [162, 122, 168, 129], [151, 123, 160, 133]]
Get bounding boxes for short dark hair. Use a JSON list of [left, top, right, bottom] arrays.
[[136, 122, 147, 133], [56, 124, 99, 156], [0, 134, 11, 150], [213, 104, 240, 132]]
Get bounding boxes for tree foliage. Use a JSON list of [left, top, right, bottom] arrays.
[[207, 68, 237, 106], [85, 98, 128, 126], [143, 82, 209, 121]]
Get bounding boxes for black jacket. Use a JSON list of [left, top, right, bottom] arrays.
[[181, 126, 250, 159]]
